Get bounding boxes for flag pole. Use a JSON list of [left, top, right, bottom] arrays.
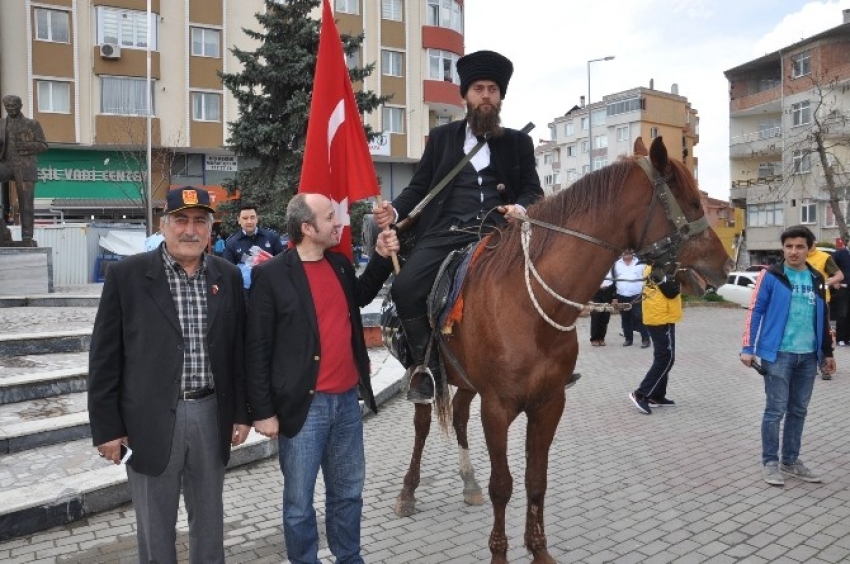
[[375, 195, 400, 273]]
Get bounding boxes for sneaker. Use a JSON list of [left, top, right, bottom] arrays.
[[779, 460, 822, 483], [629, 392, 652, 414], [822, 372, 832, 380], [623, 341, 633, 347], [641, 339, 651, 348], [648, 397, 676, 407], [763, 462, 784, 486]]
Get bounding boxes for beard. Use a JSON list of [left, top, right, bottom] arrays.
[[467, 101, 503, 138]]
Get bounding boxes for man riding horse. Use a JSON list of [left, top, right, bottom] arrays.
[[374, 50, 544, 403]]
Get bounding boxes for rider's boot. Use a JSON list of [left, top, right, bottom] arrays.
[[400, 315, 442, 403]]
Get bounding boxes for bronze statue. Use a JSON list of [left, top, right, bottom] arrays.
[[0, 94, 48, 246]]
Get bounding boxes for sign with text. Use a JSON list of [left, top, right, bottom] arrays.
[[205, 155, 238, 172], [368, 131, 390, 157]]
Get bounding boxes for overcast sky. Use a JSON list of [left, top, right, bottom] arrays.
[[463, 0, 850, 200]]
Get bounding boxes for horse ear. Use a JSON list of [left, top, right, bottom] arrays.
[[649, 136, 669, 172], [633, 136, 647, 156]]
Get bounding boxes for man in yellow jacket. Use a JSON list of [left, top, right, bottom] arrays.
[[629, 265, 683, 414]]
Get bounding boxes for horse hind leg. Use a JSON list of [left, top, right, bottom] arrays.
[[394, 403, 432, 518], [453, 388, 484, 506], [523, 393, 565, 564]]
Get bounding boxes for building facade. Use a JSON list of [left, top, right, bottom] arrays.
[[0, 0, 466, 225], [539, 83, 699, 194], [725, 10, 850, 265]]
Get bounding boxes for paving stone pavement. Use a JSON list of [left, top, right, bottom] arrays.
[[3, 306, 850, 563]]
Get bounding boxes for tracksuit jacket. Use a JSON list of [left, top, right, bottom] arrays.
[[741, 261, 832, 364]]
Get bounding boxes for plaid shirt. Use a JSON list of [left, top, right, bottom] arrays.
[[161, 246, 213, 392]]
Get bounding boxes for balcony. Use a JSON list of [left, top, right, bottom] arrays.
[[551, 161, 561, 171], [730, 175, 783, 190], [729, 127, 782, 159]]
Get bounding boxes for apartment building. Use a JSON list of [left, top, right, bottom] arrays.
[[0, 0, 466, 225], [539, 83, 699, 194], [725, 10, 850, 265]]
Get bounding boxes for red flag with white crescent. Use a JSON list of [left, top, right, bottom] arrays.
[[298, 0, 380, 260]]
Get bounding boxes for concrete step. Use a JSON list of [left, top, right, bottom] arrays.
[[0, 295, 101, 308], [0, 328, 92, 356], [0, 347, 407, 542], [0, 391, 90, 453]]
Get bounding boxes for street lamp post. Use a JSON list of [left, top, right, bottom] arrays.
[[587, 56, 615, 175]]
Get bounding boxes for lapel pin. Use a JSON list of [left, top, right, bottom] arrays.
[[212, 284, 219, 295]]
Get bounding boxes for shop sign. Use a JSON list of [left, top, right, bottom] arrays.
[[205, 155, 238, 172]]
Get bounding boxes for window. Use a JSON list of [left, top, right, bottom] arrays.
[[825, 201, 849, 227], [616, 126, 628, 142], [435, 115, 451, 127], [549, 125, 557, 139], [801, 200, 817, 224], [566, 145, 576, 157], [591, 109, 606, 127], [426, 0, 463, 33], [383, 106, 404, 134], [427, 49, 459, 83], [594, 135, 607, 149], [566, 169, 577, 182], [758, 162, 781, 178], [345, 48, 360, 70], [382, 50, 403, 77], [793, 150, 811, 174], [37, 81, 71, 113], [565, 122, 574, 136], [650, 127, 659, 138], [101, 76, 154, 115], [382, 0, 402, 20], [543, 154, 553, 165], [607, 97, 643, 116], [335, 0, 359, 15], [192, 92, 220, 122], [580, 117, 588, 130], [581, 164, 590, 175], [97, 7, 158, 49], [747, 202, 784, 227], [792, 101, 811, 127], [593, 156, 607, 171], [791, 51, 811, 79], [581, 140, 590, 153], [191, 27, 220, 58], [35, 8, 70, 43]]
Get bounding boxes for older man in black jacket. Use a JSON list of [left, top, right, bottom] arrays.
[[246, 193, 398, 564], [374, 50, 543, 402]]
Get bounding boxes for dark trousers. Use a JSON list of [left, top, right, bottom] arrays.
[[590, 285, 615, 342], [831, 286, 850, 342], [635, 324, 675, 400], [617, 294, 649, 342], [392, 232, 478, 319]]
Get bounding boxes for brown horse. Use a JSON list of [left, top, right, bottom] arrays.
[[392, 137, 733, 563]]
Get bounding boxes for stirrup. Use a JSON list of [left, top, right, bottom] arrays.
[[406, 365, 436, 405]]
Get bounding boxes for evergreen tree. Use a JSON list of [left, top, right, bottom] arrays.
[[218, 0, 388, 237]]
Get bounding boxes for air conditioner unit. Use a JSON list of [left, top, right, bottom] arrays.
[[99, 43, 121, 59]]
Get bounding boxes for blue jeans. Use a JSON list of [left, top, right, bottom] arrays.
[[761, 352, 817, 465], [278, 388, 365, 564], [617, 294, 649, 342]]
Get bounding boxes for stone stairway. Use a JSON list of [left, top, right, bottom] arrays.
[[0, 285, 406, 543]]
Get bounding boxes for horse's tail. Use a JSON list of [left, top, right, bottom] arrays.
[[434, 382, 453, 436]]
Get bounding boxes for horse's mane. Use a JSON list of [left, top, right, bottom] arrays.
[[475, 158, 635, 278]]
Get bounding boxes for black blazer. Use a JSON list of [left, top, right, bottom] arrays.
[[88, 250, 249, 476], [245, 249, 392, 438], [392, 120, 544, 238]]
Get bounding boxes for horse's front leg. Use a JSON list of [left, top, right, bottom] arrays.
[[394, 402, 432, 517], [481, 397, 519, 564], [523, 391, 565, 564], [453, 388, 484, 506]]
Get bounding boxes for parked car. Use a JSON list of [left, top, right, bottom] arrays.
[[717, 271, 759, 307], [745, 264, 769, 272]]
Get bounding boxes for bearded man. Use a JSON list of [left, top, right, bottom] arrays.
[[374, 50, 543, 403]]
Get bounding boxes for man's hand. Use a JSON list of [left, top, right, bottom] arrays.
[[254, 416, 280, 439], [231, 424, 251, 447], [822, 357, 837, 375], [373, 201, 395, 230], [740, 353, 754, 367], [497, 204, 526, 223], [96, 437, 128, 465], [375, 230, 400, 258]]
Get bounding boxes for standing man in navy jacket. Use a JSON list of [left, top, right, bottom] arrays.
[[223, 204, 285, 265], [741, 225, 835, 486], [246, 193, 398, 564]]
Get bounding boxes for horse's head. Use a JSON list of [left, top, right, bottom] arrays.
[[630, 136, 733, 296]]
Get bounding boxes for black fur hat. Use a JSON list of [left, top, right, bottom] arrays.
[[457, 50, 514, 99]]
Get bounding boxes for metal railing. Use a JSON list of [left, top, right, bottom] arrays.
[[730, 127, 781, 146]]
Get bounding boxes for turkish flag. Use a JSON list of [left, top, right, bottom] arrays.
[[298, 0, 380, 260]]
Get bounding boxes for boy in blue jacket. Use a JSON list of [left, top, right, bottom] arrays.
[[740, 225, 836, 486]]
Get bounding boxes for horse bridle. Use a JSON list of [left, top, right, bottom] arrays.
[[515, 156, 711, 332]]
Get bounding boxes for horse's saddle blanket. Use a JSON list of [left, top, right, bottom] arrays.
[[427, 241, 483, 334]]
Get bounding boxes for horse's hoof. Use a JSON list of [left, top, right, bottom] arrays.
[[463, 488, 485, 506], [394, 495, 416, 517], [531, 551, 556, 564]]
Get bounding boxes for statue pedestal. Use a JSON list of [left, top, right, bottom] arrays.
[[0, 247, 53, 295]]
